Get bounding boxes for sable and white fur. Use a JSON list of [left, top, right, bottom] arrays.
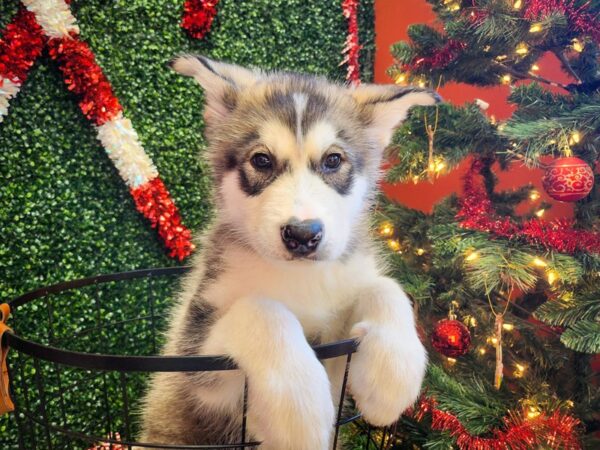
[[138, 56, 438, 450]]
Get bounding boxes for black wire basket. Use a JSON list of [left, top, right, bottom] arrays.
[[0, 267, 396, 450]]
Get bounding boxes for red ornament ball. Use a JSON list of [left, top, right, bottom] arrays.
[[542, 157, 594, 202], [431, 319, 471, 357]]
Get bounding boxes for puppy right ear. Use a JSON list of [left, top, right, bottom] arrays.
[[170, 55, 260, 124]]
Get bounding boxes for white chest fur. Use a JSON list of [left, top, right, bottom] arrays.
[[202, 247, 380, 337]]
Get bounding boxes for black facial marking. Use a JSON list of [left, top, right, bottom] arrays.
[[238, 155, 289, 197], [301, 93, 329, 135], [264, 90, 296, 131], [310, 150, 355, 196]]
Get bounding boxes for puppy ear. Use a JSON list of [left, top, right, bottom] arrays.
[[351, 84, 441, 148], [170, 55, 261, 124]]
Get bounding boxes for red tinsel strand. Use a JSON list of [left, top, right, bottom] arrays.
[[414, 396, 580, 450], [457, 159, 600, 255], [130, 178, 195, 260], [181, 0, 220, 40], [47, 35, 122, 126], [524, 0, 600, 42], [341, 0, 361, 85], [403, 40, 466, 73], [0, 8, 45, 84]]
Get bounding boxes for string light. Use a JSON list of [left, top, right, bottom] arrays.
[[447, 2, 461, 11], [395, 73, 407, 84], [447, 357, 457, 365], [417, 78, 427, 88], [569, 130, 581, 144], [527, 405, 541, 419], [378, 221, 394, 237], [465, 250, 480, 261], [513, 0, 522, 10], [488, 336, 499, 346], [502, 323, 514, 331], [416, 248, 426, 256], [530, 63, 540, 72], [478, 347, 487, 355], [531, 257, 547, 267], [515, 42, 529, 55], [535, 208, 545, 217], [514, 363, 526, 377], [529, 190, 541, 201], [468, 316, 477, 327], [571, 38, 584, 52], [501, 74, 512, 84], [387, 239, 401, 252], [529, 23, 543, 33], [412, 175, 420, 184], [434, 159, 446, 172], [547, 270, 559, 285], [495, 54, 508, 61]]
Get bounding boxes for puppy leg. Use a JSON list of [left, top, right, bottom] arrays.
[[203, 298, 335, 450], [347, 277, 427, 426]]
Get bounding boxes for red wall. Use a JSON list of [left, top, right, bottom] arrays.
[[375, 0, 574, 219]]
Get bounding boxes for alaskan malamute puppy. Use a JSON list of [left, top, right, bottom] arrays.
[[139, 56, 438, 450]]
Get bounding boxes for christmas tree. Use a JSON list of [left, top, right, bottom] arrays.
[[368, 0, 600, 448]]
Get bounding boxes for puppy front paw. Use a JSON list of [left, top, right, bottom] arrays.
[[249, 355, 335, 450], [348, 322, 427, 426]]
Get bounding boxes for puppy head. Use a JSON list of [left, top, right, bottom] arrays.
[[172, 55, 439, 262]]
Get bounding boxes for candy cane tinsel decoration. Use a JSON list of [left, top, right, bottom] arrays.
[[1, 1, 194, 260], [341, 0, 361, 85], [0, 8, 45, 122]]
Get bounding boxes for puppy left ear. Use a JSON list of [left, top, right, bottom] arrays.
[[351, 84, 441, 148]]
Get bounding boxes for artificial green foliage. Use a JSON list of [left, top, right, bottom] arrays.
[[381, 1, 600, 446], [0, 1, 375, 448]]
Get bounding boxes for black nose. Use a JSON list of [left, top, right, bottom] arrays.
[[281, 219, 323, 255]]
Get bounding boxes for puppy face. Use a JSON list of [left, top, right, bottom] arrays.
[[172, 56, 438, 262]]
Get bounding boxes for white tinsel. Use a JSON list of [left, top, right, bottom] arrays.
[[22, 0, 79, 38], [0, 77, 20, 123], [96, 114, 159, 188]]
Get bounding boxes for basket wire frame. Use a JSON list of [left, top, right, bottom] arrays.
[[1, 268, 397, 450]]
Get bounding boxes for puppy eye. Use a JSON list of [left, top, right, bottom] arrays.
[[251, 152, 272, 170], [323, 153, 342, 171]]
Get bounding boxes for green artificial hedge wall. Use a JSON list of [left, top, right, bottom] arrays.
[[0, 1, 374, 448]]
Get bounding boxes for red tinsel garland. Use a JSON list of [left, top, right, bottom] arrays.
[[0, 8, 45, 84], [402, 40, 466, 73], [457, 159, 600, 255], [130, 178, 195, 260], [524, 0, 600, 42], [181, 0, 220, 39], [341, 0, 361, 85], [47, 35, 122, 126], [414, 396, 581, 450]]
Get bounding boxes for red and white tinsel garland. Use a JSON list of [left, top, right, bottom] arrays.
[[181, 0, 220, 39], [0, 0, 194, 260], [341, 0, 361, 85], [413, 396, 581, 450], [0, 8, 45, 122], [457, 158, 600, 255]]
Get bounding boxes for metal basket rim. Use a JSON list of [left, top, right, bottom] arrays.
[[3, 267, 359, 372]]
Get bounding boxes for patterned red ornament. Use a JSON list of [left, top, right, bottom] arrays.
[[542, 157, 594, 202], [431, 319, 471, 357], [457, 158, 600, 255]]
